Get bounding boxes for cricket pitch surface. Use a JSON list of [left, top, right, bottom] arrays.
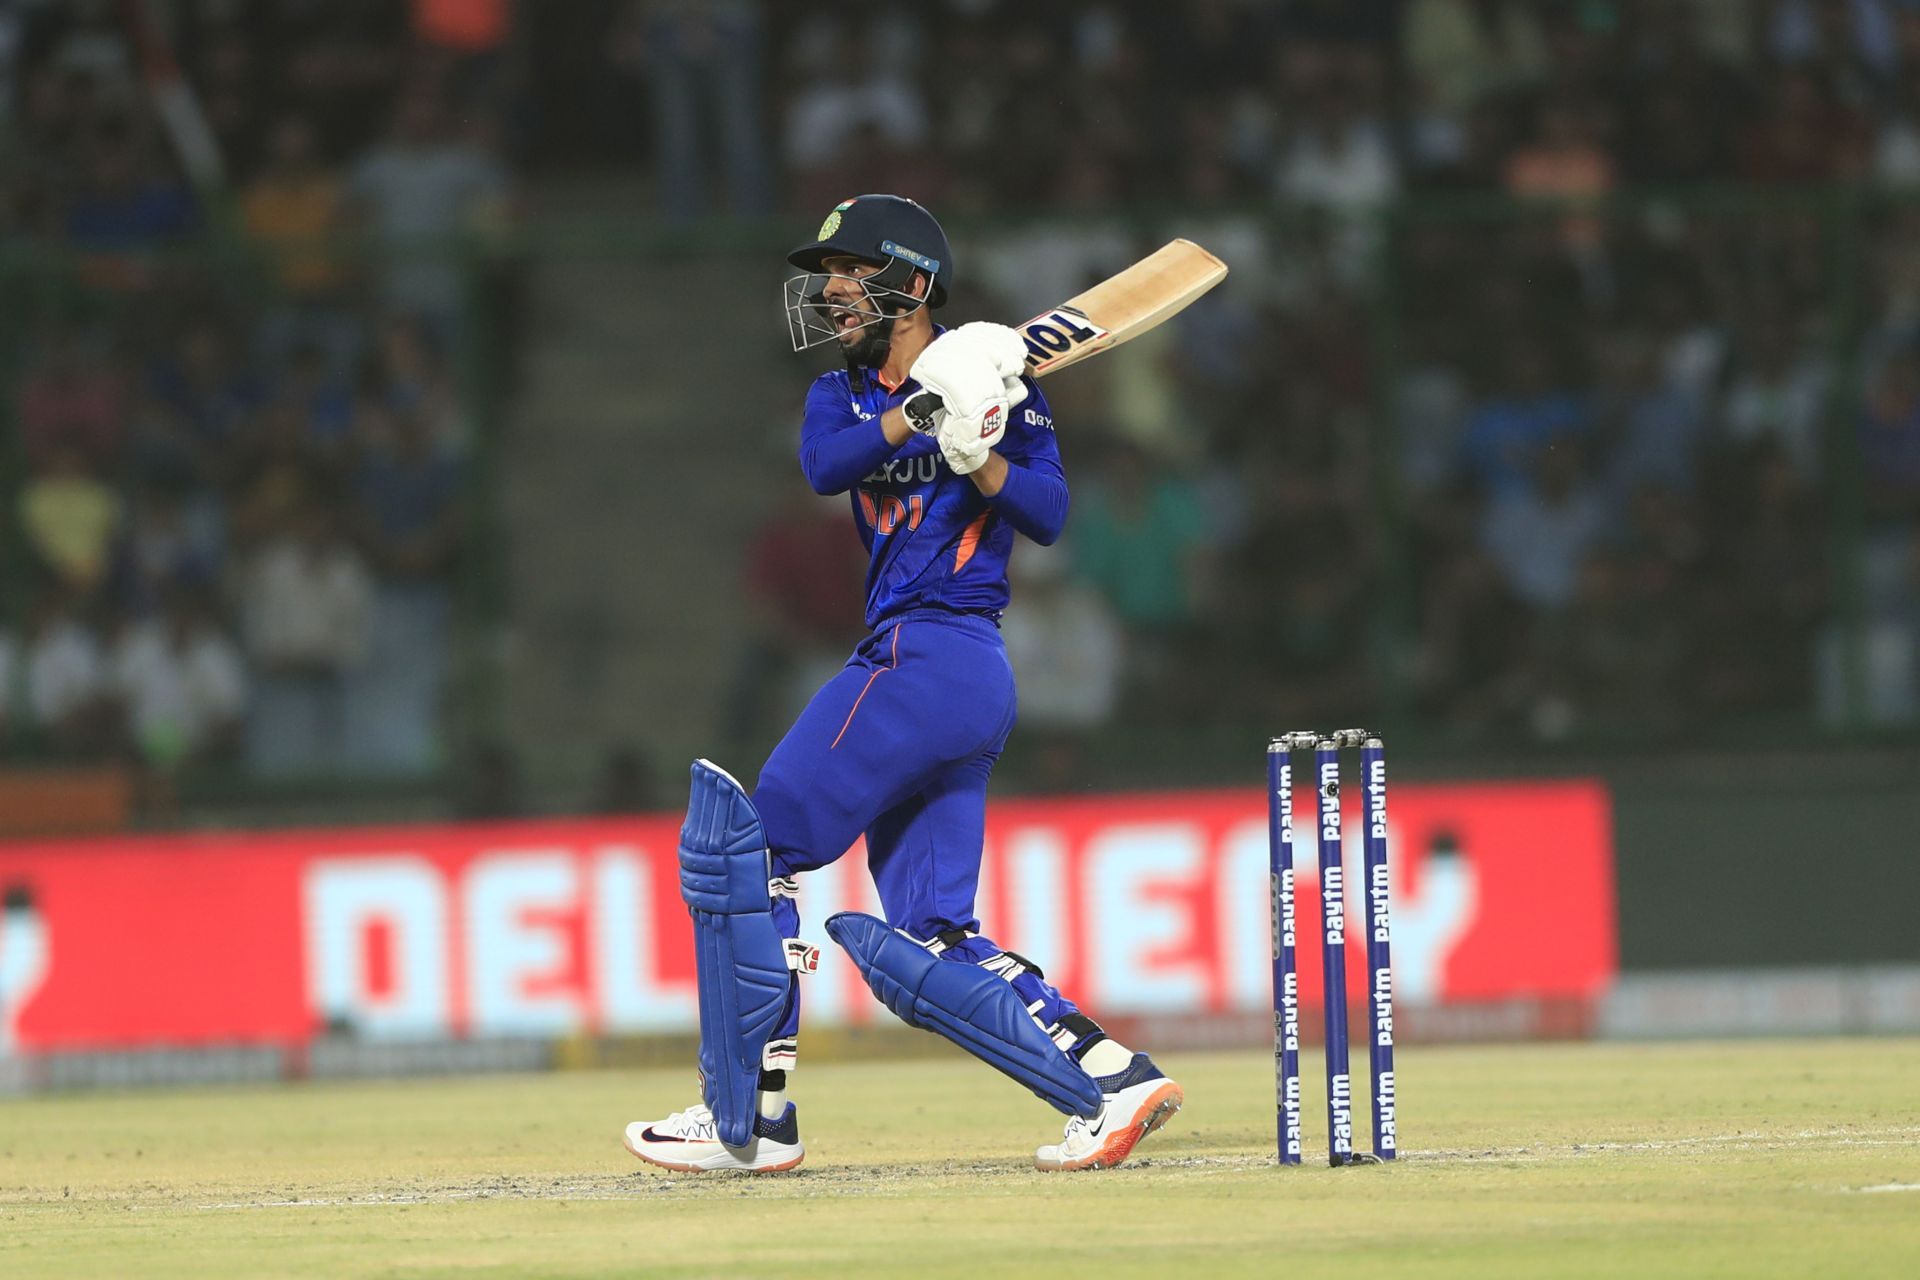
[[4, 1038, 1917, 1277]]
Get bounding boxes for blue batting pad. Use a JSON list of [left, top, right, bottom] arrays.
[[680, 759, 789, 1148], [825, 911, 1102, 1118]]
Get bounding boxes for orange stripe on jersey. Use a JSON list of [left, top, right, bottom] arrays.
[[830, 624, 904, 751], [953, 513, 990, 574]]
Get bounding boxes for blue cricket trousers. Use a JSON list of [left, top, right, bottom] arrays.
[[751, 608, 1084, 1049]]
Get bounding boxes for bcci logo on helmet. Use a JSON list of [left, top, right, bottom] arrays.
[[817, 198, 858, 241]]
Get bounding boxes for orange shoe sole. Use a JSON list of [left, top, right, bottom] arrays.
[[1039, 1080, 1185, 1172]]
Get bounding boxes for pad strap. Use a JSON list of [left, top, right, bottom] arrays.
[[825, 911, 1102, 1118]]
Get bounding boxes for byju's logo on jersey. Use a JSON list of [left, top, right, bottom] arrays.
[[980, 403, 1004, 441]]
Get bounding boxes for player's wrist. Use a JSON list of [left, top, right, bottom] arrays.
[[968, 451, 1008, 495], [878, 404, 916, 446]]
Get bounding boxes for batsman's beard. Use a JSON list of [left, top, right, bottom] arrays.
[[842, 310, 898, 369]]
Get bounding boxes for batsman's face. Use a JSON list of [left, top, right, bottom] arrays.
[[819, 255, 886, 346]]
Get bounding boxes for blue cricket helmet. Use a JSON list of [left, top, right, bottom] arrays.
[[787, 194, 953, 307]]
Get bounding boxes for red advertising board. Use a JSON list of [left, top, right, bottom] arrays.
[[0, 782, 1613, 1053]]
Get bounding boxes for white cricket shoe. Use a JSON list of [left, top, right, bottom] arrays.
[[623, 1101, 805, 1174], [1035, 1053, 1184, 1172]]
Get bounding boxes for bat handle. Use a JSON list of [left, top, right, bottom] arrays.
[[902, 388, 943, 434]]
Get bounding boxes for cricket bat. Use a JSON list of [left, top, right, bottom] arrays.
[[916, 240, 1228, 416], [1012, 238, 1228, 379]]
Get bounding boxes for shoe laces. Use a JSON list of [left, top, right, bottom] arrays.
[[668, 1103, 717, 1138]]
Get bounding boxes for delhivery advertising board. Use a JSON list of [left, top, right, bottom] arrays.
[[0, 782, 1613, 1054]]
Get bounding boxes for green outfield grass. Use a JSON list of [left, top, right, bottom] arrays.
[[2, 1038, 1917, 1278]]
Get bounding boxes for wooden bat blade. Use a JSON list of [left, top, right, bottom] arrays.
[[1017, 239, 1229, 377]]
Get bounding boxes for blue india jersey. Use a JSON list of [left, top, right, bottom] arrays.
[[798, 365, 1066, 629]]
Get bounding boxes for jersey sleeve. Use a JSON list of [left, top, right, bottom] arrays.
[[798, 373, 901, 495], [985, 380, 1069, 545]]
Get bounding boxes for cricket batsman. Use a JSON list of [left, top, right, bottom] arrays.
[[623, 195, 1183, 1173]]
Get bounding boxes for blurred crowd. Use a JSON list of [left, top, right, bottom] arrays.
[[556, 0, 1920, 217], [9, 0, 1920, 802], [688, 0, 1920, 777], [0, 0, 513, 786]]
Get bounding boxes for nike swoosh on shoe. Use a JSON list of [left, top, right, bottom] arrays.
[[639, 1127, 690, 1144]]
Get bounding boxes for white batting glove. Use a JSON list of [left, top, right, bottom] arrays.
[[952, 322, 1028, 376], [952, 322, 1032, 409], [936, 395, 1008, 475], [911, 330, 1007, 422]]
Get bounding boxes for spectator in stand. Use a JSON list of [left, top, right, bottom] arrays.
[[63, 119, 197, 253], [1274, 49, 1399, 213], [1000, 542, 1125, 791], [345, 404, 466, 771], [783, 20, 929, 208], [229, 397, 330, 552], [975, 155, 1136, 321], [44, 0, 134, 92], [19, 449, 120, 597], [243, 116, 357, 371], [775, 25, 933, 213], [241, 499, 374, 777], [1402, 0, 1549, 114], [23, 590, 112, 759], [1404, 72, 1472, 177], [1872, 63, 1920, 187], [109, 482, 223, 618], [348, 91, 512, 332], [186, 10, 262, 177], [282, 341, 357, 456], [143, 318, 265, 491], [1642, 275, 1730, 409], [16, 330, 124, 471], [1595, 330, 1706, 502], [370, 314, 464, 447], [1869, 208, 1920, 333], [612, 0, 772, 221], [1743, 67, 1870, 183], [1479, 445, 1609, 612], [1457, 341, 1592, 499], [1398, 318, 1474, 495], [108, 588, 246, 770], [1768, 0, 1901, 85], [1503, 97, 1617, 257], [1719, 320, 1830, 478]]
